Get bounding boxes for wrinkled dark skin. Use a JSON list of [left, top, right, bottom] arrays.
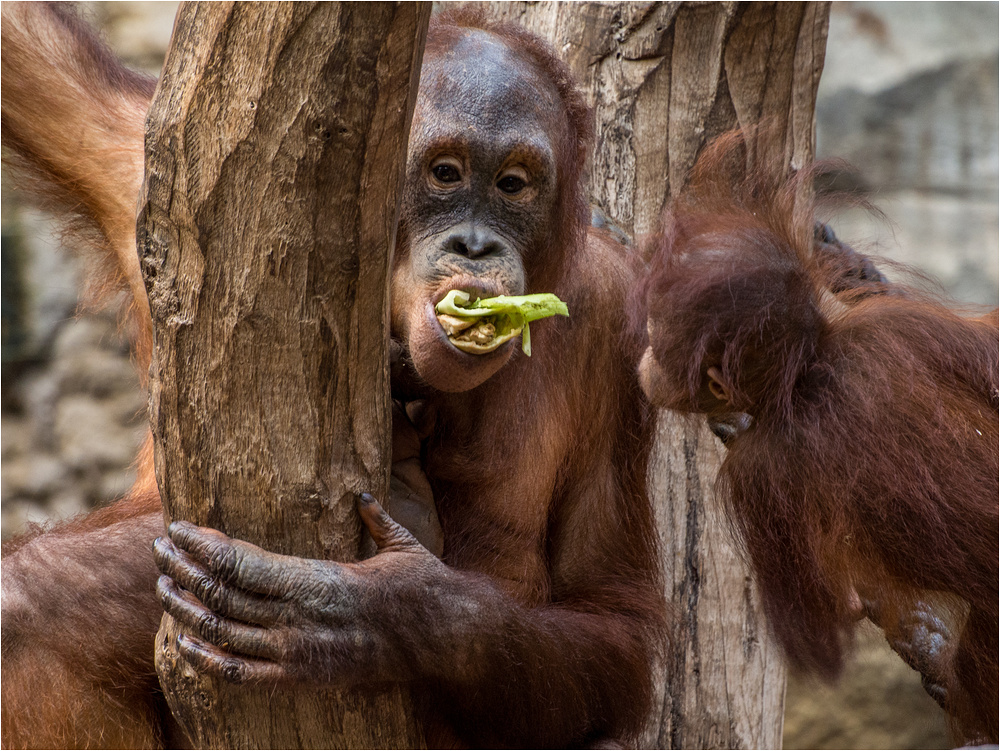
[[866, 598, 954, 709], [390, 27, 567, 395], [154, 495, 457, 688]]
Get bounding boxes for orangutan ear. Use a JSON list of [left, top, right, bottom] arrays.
[[706, 366, 733, 406]]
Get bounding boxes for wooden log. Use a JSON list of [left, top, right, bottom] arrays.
[[137, 2, 430, 747]]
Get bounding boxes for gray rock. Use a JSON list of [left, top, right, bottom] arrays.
[[1, 499, 52, 540], [814, 2, 999, 308], [100, 468, 138, 502], [53, 346, 142, 399], [55, 396, 141, 470], [818, 57, 999, 195], [820, 2, 999, 96], [0, 453, 67, 499], [7, 209, 82, 359]]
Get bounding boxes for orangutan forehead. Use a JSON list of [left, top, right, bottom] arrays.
[[416, 28, 563, 135]]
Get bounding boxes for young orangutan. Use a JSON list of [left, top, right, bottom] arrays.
[[637, 129, 999, 744]]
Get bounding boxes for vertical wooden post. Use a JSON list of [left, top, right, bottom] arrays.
[[493, 3, 830, 747], [138, 2, 430, 747]]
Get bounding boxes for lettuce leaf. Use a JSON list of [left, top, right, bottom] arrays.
[[435, 290, 570, 356]]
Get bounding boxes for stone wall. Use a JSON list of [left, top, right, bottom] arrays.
[[1, 211, 146, 534]]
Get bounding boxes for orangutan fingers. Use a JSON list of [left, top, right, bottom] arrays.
[[172, 616, 391, 688], [167, 521, 323, 599], [358, 493, 423, 554], [176, 634, 295, 687], [158, 575, 291, 661], [153, 540, 285, 626], [167, 521, 274, 591], [154, 536, 227, 611], [881, 603, 956, 707]]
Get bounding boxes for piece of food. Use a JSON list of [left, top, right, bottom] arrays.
[[434, 290, 570, 356]]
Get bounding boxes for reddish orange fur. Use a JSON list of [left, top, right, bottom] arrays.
[[2, 488, 167, 749], [2, 5, 663, 747], [1, 2, 156, 383], [1, 5, 163, 747], [640, 130, 999, 743]]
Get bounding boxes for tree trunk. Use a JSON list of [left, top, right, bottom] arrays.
[[137, 2, 430, 747], [494, 3, 830, 748]]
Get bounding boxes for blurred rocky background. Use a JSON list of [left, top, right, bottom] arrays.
[[816, 1, 998, 307], [1, 2, 995, 749], [1, 2, 179, 538]]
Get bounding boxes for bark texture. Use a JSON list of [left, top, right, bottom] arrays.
[[493, 3, 830, 748], [137, 2, 430, 747]]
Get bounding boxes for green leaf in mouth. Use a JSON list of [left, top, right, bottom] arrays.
[[434, 290, 570, 356]]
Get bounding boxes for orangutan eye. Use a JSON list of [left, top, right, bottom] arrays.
[[430, 159, 463, 185], [497, 175, 527, 194], [496, 163, 532, 197]]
